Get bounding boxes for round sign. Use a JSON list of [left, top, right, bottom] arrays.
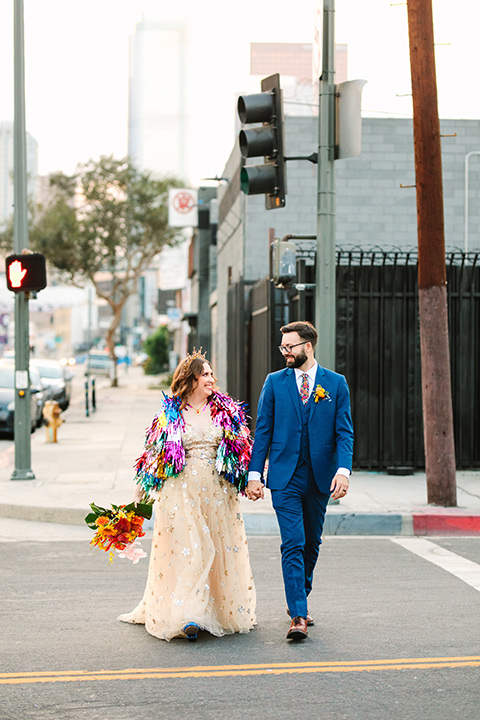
[[172, 191, 196, 214]]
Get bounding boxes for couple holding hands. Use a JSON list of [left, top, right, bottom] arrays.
[[118, 321, 354, 642]]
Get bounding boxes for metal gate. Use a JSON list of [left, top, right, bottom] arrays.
[[333, 250, 480, 470], [244, 250, 480, 470]]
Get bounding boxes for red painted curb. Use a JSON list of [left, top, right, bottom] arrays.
[[413, 513, 480, 536]]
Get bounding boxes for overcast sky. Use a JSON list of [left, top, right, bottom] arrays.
[[0, 0, 478, 183]]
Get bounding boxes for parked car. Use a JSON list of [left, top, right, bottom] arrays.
[[84, 352, 115, 377], [28, 365, 49, 427], [30, 359, 73, 411], [0, 364, 38, 436]]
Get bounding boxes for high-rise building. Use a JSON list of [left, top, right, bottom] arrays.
[[127, 13, 191, 360], [128, 15, 189, 180], [0, 121, 38, 228]]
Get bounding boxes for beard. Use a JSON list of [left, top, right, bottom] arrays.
[[285, 349, 308, 368]]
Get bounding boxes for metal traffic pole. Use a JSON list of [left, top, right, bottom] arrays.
[[315, 0, 336, 371], [11, 0, 34, 480]]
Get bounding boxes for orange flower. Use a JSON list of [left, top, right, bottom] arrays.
[[95, 516, 109, 527], [314, 385, 331, 403]]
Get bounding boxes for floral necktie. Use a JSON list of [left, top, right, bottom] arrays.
[[300, 373, 310, 404]]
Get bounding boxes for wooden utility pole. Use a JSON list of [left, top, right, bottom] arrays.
[[407, 0, 456, 505]]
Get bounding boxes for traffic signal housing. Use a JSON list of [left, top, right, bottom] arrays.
[[5, 253, 47, 293], [271, 239, 296, 286], [237, 73, 286, 210]]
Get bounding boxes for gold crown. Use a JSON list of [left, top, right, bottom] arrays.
[[182, 347, 207, 376]]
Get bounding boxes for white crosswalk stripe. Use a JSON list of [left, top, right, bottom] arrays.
[[392, 537, 480, 592]]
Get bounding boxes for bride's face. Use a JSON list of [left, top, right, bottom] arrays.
[[193, 362, 215, 397]]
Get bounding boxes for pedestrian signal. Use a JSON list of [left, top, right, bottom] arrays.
[[5, 253, 47, 293], [272, 239, 296, 286]]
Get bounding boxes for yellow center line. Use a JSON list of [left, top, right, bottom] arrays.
[[1, 656, 480, 685]]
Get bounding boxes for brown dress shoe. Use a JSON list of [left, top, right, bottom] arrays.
[[286, 616, 308, 640], [287, 609, 314, 626]]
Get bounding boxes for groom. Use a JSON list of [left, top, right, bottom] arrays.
[[246, 321, 354, 640]]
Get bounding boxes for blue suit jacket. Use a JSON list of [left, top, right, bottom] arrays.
[[249, 365, 354, 493]]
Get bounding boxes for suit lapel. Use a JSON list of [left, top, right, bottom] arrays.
[[286, 368, 301, 422]]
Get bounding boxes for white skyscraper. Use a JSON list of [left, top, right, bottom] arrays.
[[128, 14, 190, 181], [0, 121, 38, 228]]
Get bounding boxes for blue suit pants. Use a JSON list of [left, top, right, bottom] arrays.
[[271, 462, 330, 619]]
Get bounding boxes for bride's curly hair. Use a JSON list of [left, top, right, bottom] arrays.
[[170, 353, 217, 409]]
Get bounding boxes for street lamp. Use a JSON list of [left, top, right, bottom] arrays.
[[464, 150, 480, 252]]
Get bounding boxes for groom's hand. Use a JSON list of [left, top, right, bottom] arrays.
[[246, 480, 264, 501], [330, 473, 349, 500]]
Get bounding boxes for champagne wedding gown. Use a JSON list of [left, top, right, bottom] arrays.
[[118, 421, 256, 640]]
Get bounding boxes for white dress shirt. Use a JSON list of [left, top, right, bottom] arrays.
[[248, 361, 350, 484]]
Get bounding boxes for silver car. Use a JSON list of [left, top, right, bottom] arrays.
[[85, 353, 115, 377], [30, 359, 73, 411]]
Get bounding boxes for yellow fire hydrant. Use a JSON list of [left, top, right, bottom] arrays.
[[43, 401, 63, 443]]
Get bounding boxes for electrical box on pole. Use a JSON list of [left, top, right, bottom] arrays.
[[237, 73, 287, 210]]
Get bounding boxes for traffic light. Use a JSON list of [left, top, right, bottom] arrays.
[[5, 253, 47, 293], [237, 73, 286, 210]]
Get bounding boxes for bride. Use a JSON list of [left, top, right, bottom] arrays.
[[118, 351, 256, 641]]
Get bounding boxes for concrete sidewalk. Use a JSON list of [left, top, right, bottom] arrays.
[[0, 365, 479, 536]]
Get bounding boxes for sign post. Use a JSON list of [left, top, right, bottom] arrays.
[[315, 0, 336, 370], [11, 0, 34, 480]]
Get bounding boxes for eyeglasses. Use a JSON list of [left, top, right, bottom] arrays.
[[278, 341, 308, 355]]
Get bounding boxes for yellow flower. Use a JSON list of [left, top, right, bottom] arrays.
[[314, 385, 330, 403]]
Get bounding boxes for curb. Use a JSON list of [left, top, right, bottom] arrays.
[[412, 510, 480, 536], [0, 503, 413, 536], [0, 504, 87, 526], [2, 504, 480, 537], [324, 512, 411, 536]]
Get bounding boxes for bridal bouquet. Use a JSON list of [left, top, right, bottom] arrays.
[[85, 500, 153, 563]]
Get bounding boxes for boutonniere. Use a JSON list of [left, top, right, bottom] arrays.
[[314, 384, 331, 403]]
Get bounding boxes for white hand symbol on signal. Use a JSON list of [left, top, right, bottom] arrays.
[[8, 260, 27, 288]]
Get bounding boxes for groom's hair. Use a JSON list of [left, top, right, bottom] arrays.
[[280, 321, 318, 349]]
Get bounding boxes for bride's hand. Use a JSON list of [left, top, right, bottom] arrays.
[[132, 484, 145, 505]]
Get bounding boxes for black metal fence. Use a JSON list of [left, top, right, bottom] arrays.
[[227, 280, 247, 404], [336, 251, 423, 470], [335, 249, 480, 470], [239, 249, 480, 471]]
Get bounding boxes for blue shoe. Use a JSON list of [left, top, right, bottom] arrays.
[[183, 623, 199, 641]]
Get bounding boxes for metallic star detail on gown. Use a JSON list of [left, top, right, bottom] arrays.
[[117, 423, 256, 640]]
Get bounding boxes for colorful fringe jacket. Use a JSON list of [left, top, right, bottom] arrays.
[[134, 391, 252, 495]]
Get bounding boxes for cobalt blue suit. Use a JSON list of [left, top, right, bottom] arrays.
[[249, 364, 354, 618]]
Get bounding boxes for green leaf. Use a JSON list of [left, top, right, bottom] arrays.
[[122, 501, 153, 520], [85, 502, 110, 529], [84, 512, 100, 529], [89, 502, 107, 515]]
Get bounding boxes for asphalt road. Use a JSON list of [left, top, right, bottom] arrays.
[[1, 534, 480, 720]]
